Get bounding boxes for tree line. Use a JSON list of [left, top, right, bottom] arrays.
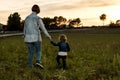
[[2, 12, 120, 31], [5, 12, 81, 31]]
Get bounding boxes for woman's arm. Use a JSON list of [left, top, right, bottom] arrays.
[[38, 18, 51, 39]]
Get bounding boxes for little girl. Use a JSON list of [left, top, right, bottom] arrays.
[[51, 34, 70, 69]]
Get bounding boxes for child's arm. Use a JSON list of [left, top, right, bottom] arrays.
[[50, 41, 59, 46]]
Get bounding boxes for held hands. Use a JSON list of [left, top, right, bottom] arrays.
[[48, 37, 53, 42]]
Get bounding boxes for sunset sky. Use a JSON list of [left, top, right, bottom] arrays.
[[0, 0, 120, 26]]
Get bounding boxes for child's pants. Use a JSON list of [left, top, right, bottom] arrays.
[[56, 55, 67, 69]]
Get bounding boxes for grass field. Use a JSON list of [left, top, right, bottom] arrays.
[[0, 28, 120, 80]]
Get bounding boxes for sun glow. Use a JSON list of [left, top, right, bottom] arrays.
[[1, 0, 120, 26], [107, 6, 120, 23]]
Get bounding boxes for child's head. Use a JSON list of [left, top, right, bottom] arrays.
[[59, 34, 67, 42]]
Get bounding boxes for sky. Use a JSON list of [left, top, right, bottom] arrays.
[[0, 0, 120, 26]]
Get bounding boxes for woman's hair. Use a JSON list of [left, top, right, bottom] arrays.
[[59, 34, 67, 42], [32, 4, 40, 14]]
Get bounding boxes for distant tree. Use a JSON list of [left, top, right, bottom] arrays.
[[68, 18, 81, 28], [42, 17, 52, 29], [53, 16, 58, 25], [109, 20, 120, 28], [100, 14, 106, 26], [116, 20, 120, 25], [109, 21, 116, 27], [42, 16, 82, 29], [20, 20, 24, 31], [114, 20, 120, 27], [75, 18, 81, 27], [69, 19, 75, 28], [52, 16, 67, 27], [7, 12, 21, 31], [58, 16, 67, 25]]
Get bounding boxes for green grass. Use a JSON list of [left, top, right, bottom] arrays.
[[0, 28, 120, 80]]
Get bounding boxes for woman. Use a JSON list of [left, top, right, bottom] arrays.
[[24, 4, 51, 68]]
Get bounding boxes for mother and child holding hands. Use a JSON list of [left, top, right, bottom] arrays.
[[23, 4, 70, 69]]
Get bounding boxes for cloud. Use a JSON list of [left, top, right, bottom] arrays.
[[41, 0, 120, 12], [1, 0, 119, 13], [79, 0, 119, 7], [0, 0, 120, 25]]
